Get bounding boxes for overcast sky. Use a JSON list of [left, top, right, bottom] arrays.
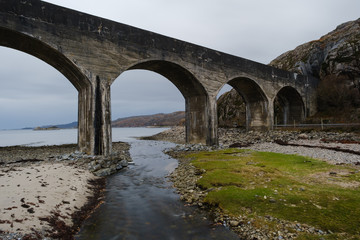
[[0, 0, 359, 129]]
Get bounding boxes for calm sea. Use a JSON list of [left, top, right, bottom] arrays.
[[0, 127, 168, 147]]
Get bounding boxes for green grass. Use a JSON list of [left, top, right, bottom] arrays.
[[184, 149, 360, 238]]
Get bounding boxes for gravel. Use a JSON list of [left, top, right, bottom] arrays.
[[158, 126, 360, 166]]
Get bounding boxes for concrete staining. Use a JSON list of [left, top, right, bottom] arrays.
[[0, 0, 318, 155]]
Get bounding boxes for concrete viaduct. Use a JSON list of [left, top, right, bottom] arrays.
[[0, 0, 318, 155]]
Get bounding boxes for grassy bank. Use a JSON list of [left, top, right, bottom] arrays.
[[183, 149, 360, 239]]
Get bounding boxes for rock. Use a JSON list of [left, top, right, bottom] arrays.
[[92, 164, 102, 172], [298, 133, 309, 139], [116, 163, 123, 170], [120, 160, 128, 167], [93, 168, 113, 177], [229, 220, 240, 227], [269, 199, 277, 203]]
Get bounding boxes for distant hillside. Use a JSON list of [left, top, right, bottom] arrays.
[[112, 111, 185, 127], [38, 121, 78, 129], [36, 112, 185, 129]]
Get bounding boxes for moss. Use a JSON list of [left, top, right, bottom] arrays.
[[185, 149, 360, 237]]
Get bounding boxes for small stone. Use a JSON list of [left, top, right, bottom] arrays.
[[27, 208, 35, 213], [116, 164, 123, 170], [94, 168, 113, 177], [229, 220, 239, 227], [120, 160, 128, 167], [298, 133, 309, 139]]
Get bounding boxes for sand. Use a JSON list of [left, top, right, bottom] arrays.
[[0, 162, 98, 235]]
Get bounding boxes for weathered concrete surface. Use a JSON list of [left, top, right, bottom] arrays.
[[0, 0, 319, 155]]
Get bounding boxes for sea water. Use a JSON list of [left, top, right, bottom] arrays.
[[0, 127, 168, 147]]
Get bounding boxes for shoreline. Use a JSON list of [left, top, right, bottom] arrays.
[[0, 142, 130, 240]]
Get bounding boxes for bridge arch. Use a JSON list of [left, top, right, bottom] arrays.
[[0, 27, 93, 153], [0, 27, 90, 90], [224, 77, 270, 129], [114, 60, 213, 144], [274, 86, 305, 125]]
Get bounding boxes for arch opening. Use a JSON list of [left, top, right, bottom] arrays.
[[0, 27, 89, 91], [274, 86, 305, 126], [0, 27, 92, 152], [216, 84, 246, 128], [0, 46, 78, 146], [225, 77, 269, 129], [112, 60, 212, 144]]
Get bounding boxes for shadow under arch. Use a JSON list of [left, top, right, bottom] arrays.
[[274, 86, 305, 125], [118, 60, 212, 144], [226, 77, 269, 129], [0, 27, 92, 153]]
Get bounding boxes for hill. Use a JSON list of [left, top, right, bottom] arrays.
[[34, 112, 184, 129], [111, 111, 185, 127], [270, 18, 360, 122]]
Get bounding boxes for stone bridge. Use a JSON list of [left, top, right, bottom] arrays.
[[0, 0, 318, 155]]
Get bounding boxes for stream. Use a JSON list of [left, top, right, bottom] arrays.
[[76, 140, 239, 239]]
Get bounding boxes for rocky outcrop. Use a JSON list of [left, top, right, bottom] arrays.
[[270, 18, 360, 121], [217, 89, 246, 128], [270, 18, 360, 80]]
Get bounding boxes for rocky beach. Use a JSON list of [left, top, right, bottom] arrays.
[[0, 142, 131, 240]]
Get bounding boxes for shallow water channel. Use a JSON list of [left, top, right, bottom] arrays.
[[76, 140, 239, 239]]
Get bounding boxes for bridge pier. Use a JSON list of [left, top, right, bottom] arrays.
[[207, 97, 219, 145], [185, 95, 218, 145], [245, 101, 270, 130], [185, 95, 208, 144], [78, 77, 112, 156]]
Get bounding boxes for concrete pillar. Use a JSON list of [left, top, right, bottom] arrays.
[[93, 77, 112, 155], [246, 100, 271, 130], [267, 99, 274, 130], [78, 85, 94, 154], [77, 77, 112, 155], [207, 96, 218, 145], [185, 95, 208, 145]]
